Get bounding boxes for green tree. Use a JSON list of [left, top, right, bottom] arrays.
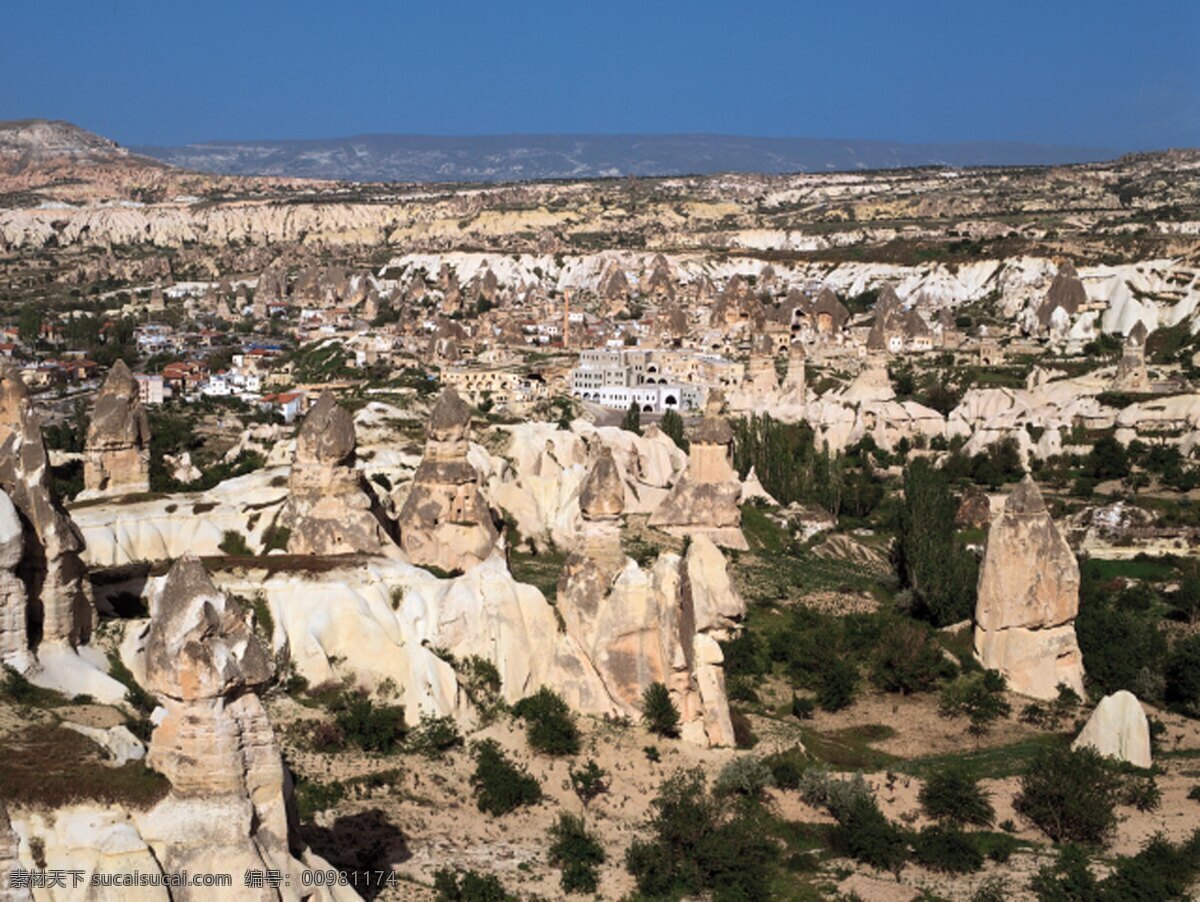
[[659, 408, 689, 452], [547, 813, 605, 894], [1014, 746, 1121, 845], [895, 459, 979, 626], [17, 304, 41, 344], [620, 401, 642, 436], [642, 682, 681, 738]]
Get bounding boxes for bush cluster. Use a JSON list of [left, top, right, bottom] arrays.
[[470, 740, 542, 816], [511, 687, 580, 755]]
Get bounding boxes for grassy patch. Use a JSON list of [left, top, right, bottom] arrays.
[[0, 722, 169, 809], [1, 667, 72, 709], [799, 724, 901, 771], [898, 732, 1070, 781], [742, 505, 789, 554], [508, 548, 567, 603], [1081, 557, 1179, 583]]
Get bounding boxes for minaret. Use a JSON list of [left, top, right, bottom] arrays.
[[563, 289, 572, 349]]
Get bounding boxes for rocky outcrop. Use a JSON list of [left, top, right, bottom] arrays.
[[280, 392, 397, 557], [81, 360, 151, 499], [557, 531, 745, 747], [0, 491, 27, 669], [0, 804, 28, 902], [140, 555, 351, 900], [1111, 322, 1151, 392], [575, 444, 626, 571], [974, 477, 1085, 699], [0, 365, 92, 649], [649, 391, 747, 550], [1071, 690, 1152, 768], [397, 389, 498, 572], [955, 485, 992, 530]]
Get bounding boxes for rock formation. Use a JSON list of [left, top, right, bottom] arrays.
[[974, 476, 1085, 699], [397, 388, 498, 572], [1071, 690, 1152, 768], [744, 333, 779, 393], [0, 365, 92, 649], [1111, 321, 1151, 392], [955, 484, 992, 530], [575, 444, 626, 571], [0, 805, 28, 902], [781, 340, 807, 403], [81, 360, 151, 498], [557, 528, 745, 747], [0, 491, 28, 669], [649, 391, 748, 550], [141, 555, 352, 900], [280, 392, 397, 557]]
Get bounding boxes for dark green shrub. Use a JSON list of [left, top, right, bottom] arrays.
[[625, 768, 778, 901], [912, 825, 984, 873], [569, 759, 609, 806], [512, 687, 580, 755], [405, 714, 463, 757], [1029, 844, 1098, 900], [1188, 784, 1200, 802], [1164, 634, 1200, 713], [470, 739, 541, 816], [763, 746, 809, 789], [642, 682, 681, 738], [791, 694, 815, 720], [919, 767, 995, 827], [713, 756, 775, 800], [643, 745, 661, 763], [1120, 774, 1162, 813], [547, 813, 605, 894], [870, 618, 956, 694], [218, 529, 252, 556], [1014, 745, 1121, 845], [828, 796, 909, 876], [330, 690, 406, 754], [432, 867, 509, 901], [938, 670, 1011, 734], [817, 658, 858, 711], [1101, 829, 1200, 900]]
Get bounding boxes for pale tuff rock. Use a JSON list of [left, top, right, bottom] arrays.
[[397, 388, 498, 572], [1071, 690, 1152, 768], [0, 804, 29, 902], [0, 491, 28, 668], [281, 392, 398, 557], [223, 556, 614, 726], [475, 421, 684, 554], [1111, 321, 1151, 392], [1037, 262, 1088, 334], [974, 476, 1085, 699], [576, 444, 626, 571], [781, 340, 807, 403], [744, 333, 779, 393], [649, 390, 748, 550], [81, 360, 151, 499], [140, 555, 352, 901], [556, 533, 745, 746], [0, 365, 93, 649]]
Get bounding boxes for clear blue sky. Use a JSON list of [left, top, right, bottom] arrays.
[[2, 0, 1197, 150]]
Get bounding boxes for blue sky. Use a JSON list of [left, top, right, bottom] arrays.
[[2, 0, 1197, 150]]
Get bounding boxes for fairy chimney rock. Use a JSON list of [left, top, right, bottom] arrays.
[[974, 476, 1085, 699], [282, 392, 397, 557], [396, 389, 498, 572], [82, 360, 151, 498]]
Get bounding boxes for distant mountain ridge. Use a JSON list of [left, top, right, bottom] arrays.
[[134, 133, 1118, 183]]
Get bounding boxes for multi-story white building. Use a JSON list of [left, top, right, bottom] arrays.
[[570, 347, 715, 413]]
